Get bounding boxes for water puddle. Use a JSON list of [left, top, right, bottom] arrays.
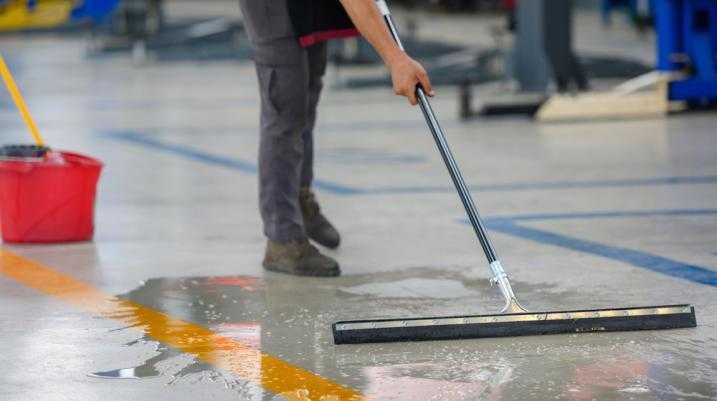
[[341, 278, 477, 299], [90, 267, 716, 400]]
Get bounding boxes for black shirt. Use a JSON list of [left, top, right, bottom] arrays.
[[288, 0, 359, 47]]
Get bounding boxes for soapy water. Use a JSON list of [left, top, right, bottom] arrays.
[[91, 268, 716, 400]]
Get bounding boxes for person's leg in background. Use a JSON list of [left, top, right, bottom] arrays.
[[543, 0, 588, 92], [562, 0, 589, 90], [238, 0, 340, 276], [299, 42, 342, 249]]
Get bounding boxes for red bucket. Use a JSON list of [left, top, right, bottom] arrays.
[[0, 150, 103, 243]]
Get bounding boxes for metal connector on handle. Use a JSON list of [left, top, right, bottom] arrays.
[[378, 0, 405, 52], [490, 261, 528, 314], [376, 0, 390, 16]]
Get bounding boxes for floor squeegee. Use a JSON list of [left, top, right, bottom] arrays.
[[332, 1, 696, 345]]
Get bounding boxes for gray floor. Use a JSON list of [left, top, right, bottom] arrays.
[[1, 5, 716, 401]]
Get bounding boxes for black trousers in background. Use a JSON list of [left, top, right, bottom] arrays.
[[543, 0, 589, 91]]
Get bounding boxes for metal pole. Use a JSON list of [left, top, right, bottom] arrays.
[[376, 0, 526, 313], [380, 11, 498, 264]]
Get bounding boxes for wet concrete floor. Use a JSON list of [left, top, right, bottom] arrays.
[[89, 271, 715, 400], [1, 3, 716, 400]]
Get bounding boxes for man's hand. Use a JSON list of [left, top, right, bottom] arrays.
[[387, 53, 434, 106], [338, 0, 434, 106]]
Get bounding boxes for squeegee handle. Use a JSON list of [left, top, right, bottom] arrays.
[[377, 0, 498, 263]]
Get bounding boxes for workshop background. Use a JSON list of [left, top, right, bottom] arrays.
[[1, 1, 715, 400]]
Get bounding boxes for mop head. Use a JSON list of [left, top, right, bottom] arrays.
[[333, 304, 696, 344]]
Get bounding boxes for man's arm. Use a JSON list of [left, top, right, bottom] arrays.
[[338, 0, 434, 105]]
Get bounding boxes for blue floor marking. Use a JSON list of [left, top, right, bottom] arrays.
[[474, 209, 717, 287], [103, 131, 362, 195], [365, 176, 717, 195], [103, 131, 717, 197], [104, 130, 716, 286], [319, 147, 427, 165], [107, 131, 256, 172], [487, 208, 717, 223]]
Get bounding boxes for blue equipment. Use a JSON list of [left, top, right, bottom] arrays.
[[656, 0, 717, 102], [71, 0, 121, 24]]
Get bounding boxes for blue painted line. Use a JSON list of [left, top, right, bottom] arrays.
[[313, 118, 462, 134], [312, 181, 363, 195], [366, 176, 717, 195], [105, 118, 459, 137], [104, 129, 717, 286], [319, 147, 427, 165], [486, 220, 717, 287], [101, 131, 717, 197], [487, 208, 717, 223], [103, 131, 362, 195], [106, 131, 257, 172], [91, 98, 263, 111], [457, 209, 717, 287]]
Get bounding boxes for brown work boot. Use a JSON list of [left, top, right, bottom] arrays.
[[263, 240, 340, 277], [300, 188, 341, 249]]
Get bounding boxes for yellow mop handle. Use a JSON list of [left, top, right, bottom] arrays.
[[0, 53, 45, 146]]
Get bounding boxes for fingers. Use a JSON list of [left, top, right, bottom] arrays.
[[394, 81, 418, 105], [390, 58, 432, 106], [406, 70, 431, 105], [417, 69, 434, 97], [407, 84, 418, 105]]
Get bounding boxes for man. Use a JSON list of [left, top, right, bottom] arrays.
[[238, 0, 433, 277]]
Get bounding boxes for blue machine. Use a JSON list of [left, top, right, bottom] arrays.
[[656, 0, 717, 102], [71, 0, 121, 24]]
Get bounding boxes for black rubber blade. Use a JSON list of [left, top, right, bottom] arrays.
[[333, 304, 696, 344]]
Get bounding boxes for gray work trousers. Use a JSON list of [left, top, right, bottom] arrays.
[[239, 0, 327, 242]]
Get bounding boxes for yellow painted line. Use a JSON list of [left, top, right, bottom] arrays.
[[0, 249, 366, 401]]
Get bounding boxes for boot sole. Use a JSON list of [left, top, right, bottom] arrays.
[[263, 261, 341, 277]]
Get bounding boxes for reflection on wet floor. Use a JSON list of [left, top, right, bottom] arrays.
[[91, 354, 162, 379], [91, 268, 716, 400]]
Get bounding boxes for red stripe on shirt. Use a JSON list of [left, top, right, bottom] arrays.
[[299, 28, 360, 47]]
